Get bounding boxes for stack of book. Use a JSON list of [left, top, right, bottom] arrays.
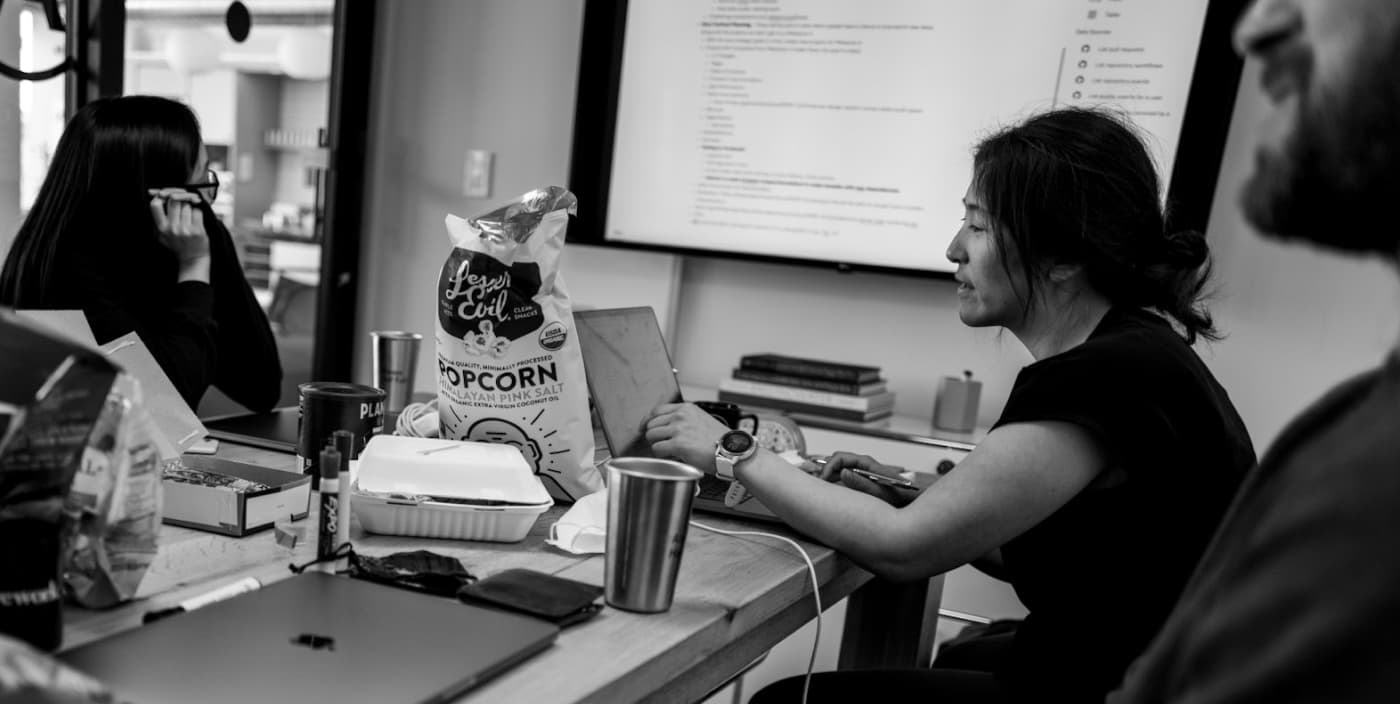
[[718, 353, 895, 423]]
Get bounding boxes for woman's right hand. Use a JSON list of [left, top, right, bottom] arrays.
[[821, 452, 917, 506], [149, 189, 211, 283]]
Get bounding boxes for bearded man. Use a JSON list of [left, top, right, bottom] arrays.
[[1111, 1, 1400, 701]]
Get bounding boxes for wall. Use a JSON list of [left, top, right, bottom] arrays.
[[358, 3, 1399, 453], [188, 69, 237, 144], [356, 0, 591, 386], [273, 77, 329, 207], [233, 72, 280, 225]]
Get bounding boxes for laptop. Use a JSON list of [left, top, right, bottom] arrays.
[[61, 572, 559, 704], [574, 306, 785, 522], [202, 405, 301, 454]]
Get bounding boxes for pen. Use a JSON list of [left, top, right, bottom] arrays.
[[847, 467, 921, 491], [805, 454, 920, 490], [142, 577, 262, 623]]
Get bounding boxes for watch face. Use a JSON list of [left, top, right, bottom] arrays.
[[721, 430, 755, 454]]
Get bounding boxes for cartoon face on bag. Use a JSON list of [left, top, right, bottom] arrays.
[[466, 418, 543, 473]]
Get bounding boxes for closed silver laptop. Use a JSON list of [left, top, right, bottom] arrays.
[[61, 572, 559, 704]]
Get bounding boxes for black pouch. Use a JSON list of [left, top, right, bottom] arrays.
[[457, 568, 604, 627]]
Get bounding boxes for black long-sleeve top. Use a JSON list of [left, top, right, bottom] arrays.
[[44, 208, 282, 412]]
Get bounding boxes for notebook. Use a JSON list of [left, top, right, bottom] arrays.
[[202, 405, 301, 453], [61, 572, 559, 704], [574, 306, 784, 522]]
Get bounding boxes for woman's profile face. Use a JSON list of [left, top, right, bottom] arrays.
[[946, 183, 1025, 330]]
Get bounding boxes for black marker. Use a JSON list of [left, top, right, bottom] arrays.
[[316, 446, 342, 573]]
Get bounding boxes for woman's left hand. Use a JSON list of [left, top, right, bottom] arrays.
[[644, 403, 732, 474]]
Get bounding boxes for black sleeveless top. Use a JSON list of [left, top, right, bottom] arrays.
[[991, 307, 1255, 701]]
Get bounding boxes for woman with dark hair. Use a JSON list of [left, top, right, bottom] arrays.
[[0, 95, 280, 411], [645, 108, 1255, 702]]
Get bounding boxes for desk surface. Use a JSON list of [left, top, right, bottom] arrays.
[[63, 443, 938, 703]]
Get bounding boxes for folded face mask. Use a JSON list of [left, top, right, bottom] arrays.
[[290, 546, 476, 598], [546, 488, 607, 554]]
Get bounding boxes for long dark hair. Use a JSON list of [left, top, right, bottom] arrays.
[[0, 95, 203, 307], [973, 107, 1218, 344]]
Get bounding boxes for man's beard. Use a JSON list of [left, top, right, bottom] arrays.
[[1241, 28, 1400, 255]]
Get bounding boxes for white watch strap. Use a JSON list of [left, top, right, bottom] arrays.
[[715, 454, 737, 481]]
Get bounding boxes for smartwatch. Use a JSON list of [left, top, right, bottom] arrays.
[[714, 429, 758, 482]]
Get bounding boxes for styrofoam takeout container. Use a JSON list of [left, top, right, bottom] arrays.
[[352, 435, 553, 542]]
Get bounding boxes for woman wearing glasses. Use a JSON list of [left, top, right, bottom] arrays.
[[0, 95, 281, 412]]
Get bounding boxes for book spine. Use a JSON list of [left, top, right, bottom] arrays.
[[717, 391, 894, 422], [731, 368, 884, 395], [719, 378, 894, 411], [739, 355, 879, 383]]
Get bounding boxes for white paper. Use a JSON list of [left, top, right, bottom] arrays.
[[101, 332, 207, 460], [546, 488, 608, 554]]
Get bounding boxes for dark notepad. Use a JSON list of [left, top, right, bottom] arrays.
[[201, 406, 300, 453]]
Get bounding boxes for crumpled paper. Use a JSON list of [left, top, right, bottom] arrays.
[[62, 373, 163, 609]]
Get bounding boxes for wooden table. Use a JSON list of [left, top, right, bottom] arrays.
[[63, 443, 941, 703]]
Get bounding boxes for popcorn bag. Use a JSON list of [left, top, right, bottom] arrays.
[[436, 186, 601, 502]]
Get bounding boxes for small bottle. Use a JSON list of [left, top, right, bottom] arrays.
[[316, 446, 342, 573], [933, 370, 981, 433]]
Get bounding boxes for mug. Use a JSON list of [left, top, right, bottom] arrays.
[[694, 400, 758, 434]]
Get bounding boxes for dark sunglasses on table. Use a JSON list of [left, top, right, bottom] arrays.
[[175, 168, 220, 203]]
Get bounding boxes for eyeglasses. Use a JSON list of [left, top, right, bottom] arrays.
[[179, 168, 220, 203]]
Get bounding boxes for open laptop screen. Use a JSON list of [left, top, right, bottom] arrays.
[[574, 307, 682, 458]]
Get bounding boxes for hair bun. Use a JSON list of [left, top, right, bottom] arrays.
[[1163, 230, 1208, 268]]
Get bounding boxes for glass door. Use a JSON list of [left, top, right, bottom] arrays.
[[122, 0, 335, 414], [0, 0, 70, 262]]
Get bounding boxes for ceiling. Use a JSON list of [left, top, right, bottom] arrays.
[[125, 0, 334, 78]]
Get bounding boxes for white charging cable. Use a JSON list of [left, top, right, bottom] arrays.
[[394, 401, 439, 438], [690, 520, 822, 704]]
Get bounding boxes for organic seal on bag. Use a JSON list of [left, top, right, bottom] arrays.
[[436, 186, 601, 502]]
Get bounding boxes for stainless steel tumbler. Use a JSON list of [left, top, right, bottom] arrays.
[[604, 457, 704, 613], [370, 330, 422, 417]]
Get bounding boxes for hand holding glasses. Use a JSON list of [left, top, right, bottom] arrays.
[[148, 170, 217, 268], [176, 168, 220, 204]]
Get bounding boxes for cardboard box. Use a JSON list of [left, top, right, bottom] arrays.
[[162, 456, 311, 537]]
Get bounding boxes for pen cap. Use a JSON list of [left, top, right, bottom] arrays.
[[933, 370, 981, 433], [332, 429, 354, 474], [319, 447, 341, 480]]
